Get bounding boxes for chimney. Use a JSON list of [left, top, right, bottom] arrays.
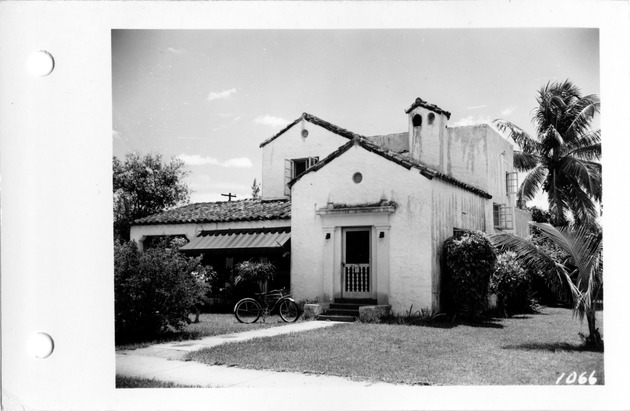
[[405, 98, 450, 173]]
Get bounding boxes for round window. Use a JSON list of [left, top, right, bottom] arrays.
[[301, 129, 309, 138], [352, 172, 363, 184]]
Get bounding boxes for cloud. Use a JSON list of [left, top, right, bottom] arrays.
[[222, 157, 253, 168], [177, 154, 253, 168], [450, 115, 493, 127], [465, 104, 487, 110], [207, 88, 237, 102], [255, 115, 289, 127], [501, 106, 516, 116], [167, 47, 186, 54]]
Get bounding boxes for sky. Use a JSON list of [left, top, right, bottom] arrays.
[[112, 29, 600, 206]]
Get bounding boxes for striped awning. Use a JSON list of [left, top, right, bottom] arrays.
[[180, 227, 290, 252]]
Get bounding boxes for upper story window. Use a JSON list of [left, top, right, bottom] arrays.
[[284, 157, 319, 196], [412, 114, 422, 127], [506, 172, 518, 195]]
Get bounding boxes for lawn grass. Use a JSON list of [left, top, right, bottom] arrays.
[[116, 375, 203, 388], [116, 313, 302, 351], [187, 307, 604, 385]]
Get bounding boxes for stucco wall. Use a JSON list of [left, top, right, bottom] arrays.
[[366, 132, 408, 153], [445, 125, 513, 200], [261, 122, 349, 200], [514, 208, 533, 238], [446, 124, 518, 235], [291, 144, 435, 314], [446, 125, 489, 193], [130, 219, 291, 251]]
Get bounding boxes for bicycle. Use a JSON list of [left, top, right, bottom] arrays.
[[233, 288, 300, 323]]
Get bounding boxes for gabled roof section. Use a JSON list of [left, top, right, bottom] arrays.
[[405, 97, 451, 120], [289, 136, 491, 199], [133, 199, 291, 226], [259, 113, 360, 148]]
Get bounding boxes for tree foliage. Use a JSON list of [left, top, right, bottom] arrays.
[[528, 230, 572, 306], [493, 80, 601, 226], [114, 238, 214, 343], [251, 178, 261, 199], [113, 153, 190, 241], [491, 222, 603, 350], [443, 231, 497, 319]]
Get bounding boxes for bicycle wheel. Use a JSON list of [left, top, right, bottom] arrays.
[[278, 299, 300, 323], [234, 298, 262, 324]]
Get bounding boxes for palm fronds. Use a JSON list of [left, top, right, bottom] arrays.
[[490, 222, 603, 350], [493, 80, 601, 226]]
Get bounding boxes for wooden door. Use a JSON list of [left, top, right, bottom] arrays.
[[342, 228, 371, 299]]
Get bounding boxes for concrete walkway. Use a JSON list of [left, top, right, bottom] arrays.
[[116, 320, 400, 388]]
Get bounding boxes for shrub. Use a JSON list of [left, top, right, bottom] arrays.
[[443, 230, 497, 319], [233, 259, 276, 292], [375, 305, 446, 325], [114, 239, 214, 343], [490, 251, 534, 316]]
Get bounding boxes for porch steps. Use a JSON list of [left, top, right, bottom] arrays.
[[316, 299, 378, 322]]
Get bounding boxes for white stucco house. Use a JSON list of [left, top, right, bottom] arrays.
[[130, 97, 531, 314]]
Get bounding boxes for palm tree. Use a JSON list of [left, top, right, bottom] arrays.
[[493, 80, 601, 226], [491, 222, 603, 351]]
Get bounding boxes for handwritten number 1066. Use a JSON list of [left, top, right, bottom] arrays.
[[556, 371, 597, 385]]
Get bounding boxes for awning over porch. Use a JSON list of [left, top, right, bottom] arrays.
[[180, 226, 291, 252]]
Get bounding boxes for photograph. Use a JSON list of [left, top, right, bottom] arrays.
[[112, 28, 604, 388]]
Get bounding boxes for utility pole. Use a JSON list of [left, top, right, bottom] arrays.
[[221, 192, 237, 201]]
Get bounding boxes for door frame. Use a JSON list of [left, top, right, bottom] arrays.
[[341, 226, 372, 299]]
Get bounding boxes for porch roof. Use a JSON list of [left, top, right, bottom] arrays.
[[133, 199, 291, 226], [180, 226, 291, 252]]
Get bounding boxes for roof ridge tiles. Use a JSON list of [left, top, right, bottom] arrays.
[[259, 112, 362, 148], [289, 134, 491, 199], [404, 97, 451, 119]]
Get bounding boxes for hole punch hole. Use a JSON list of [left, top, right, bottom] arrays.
[[27, 332, 54, 359], [27, 50, 55, 77]]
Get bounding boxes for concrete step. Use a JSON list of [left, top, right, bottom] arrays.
[[334, 298, 377, 305], [316, 314, 357, 322], [329, 303, 362, 311], [316, 299, 378, 322], [325, 308, 360, 316]]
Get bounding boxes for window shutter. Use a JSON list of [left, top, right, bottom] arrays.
[[284, 159, 292, 196], [506, 172, 518, 195], [307, 156, 319, 168]]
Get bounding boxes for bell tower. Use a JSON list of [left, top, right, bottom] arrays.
[[405, 98, 451, 173]]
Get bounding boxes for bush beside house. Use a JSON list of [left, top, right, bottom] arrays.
[[490, 251, 534, 317], [443, 231, 497, 319], [114, 239, 214, 343]]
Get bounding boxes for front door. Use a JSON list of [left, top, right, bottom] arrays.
[[342, 228, 371, 299]]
